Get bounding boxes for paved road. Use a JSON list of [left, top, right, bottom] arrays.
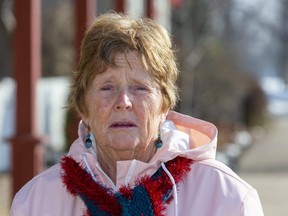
[[0, 173, 10, 216], [238, 115, 288, 216]]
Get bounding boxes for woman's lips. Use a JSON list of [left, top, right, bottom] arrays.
[[110, 121, 137, 128]]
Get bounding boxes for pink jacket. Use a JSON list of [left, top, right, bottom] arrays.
[[10, 111, 263, 216]]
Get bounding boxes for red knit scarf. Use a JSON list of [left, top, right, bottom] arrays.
[[61, 156, 193, 216]]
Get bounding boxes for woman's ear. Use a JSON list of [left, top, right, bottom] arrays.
[[80, 113, 89, 128], [82, 120, 88, 128], [161, 110, 169, 122]]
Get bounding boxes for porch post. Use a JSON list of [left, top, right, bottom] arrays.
[[11, 0, 43, 196], [75, 0, 97, 62]]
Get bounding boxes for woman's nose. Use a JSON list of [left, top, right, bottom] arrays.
[[114, 89, 132, 110]]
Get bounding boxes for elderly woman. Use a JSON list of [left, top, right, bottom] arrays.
[[10, 12, 263, 216]]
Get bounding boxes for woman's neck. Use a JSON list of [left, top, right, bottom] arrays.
[[96, 143, 157, 184]]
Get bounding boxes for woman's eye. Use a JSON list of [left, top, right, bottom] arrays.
[[100, 85, 113, 91], [136, 86, 148, 91]]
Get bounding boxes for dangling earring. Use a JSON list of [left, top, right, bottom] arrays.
[[154, 133, 163, 149], [84, 133, 92, 149]]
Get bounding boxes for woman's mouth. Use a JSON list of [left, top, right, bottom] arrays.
[[110, 121, 137, 128]]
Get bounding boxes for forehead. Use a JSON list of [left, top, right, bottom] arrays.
[[114, 51, 143, 67], [98, 52, 153, 81]]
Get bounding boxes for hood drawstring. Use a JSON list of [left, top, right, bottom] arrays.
[[82, 154, 97, 182], [161, 162, 179, 216], [82, 154, 117, 191], [125, 159, 138, 186], [94, 161, 118, 191]]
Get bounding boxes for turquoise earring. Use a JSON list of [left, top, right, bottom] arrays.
[[85, 133, 92, 149], [154, 133, 163, 149]]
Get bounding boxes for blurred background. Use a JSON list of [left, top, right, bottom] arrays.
[[0, 0, 288, 215]]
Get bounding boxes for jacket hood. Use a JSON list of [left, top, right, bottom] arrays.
[[156, 111, 218, 162], [67, 110, 218, 188]]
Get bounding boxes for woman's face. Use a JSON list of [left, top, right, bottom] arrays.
[[83, 52, 165, 156]]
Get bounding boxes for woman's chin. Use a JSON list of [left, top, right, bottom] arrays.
[[108, 137, 140, 151]]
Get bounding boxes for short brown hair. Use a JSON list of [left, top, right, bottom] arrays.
[[70, 12, 179, 116]]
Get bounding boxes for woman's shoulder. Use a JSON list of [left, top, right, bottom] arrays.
[[177, 159, 263, 215], [13, 163, 62, 200], [185, 158, 261, 208], [10, 163, 85, 216], [191, 159, 254, 192], [25, 163, 61, 186]]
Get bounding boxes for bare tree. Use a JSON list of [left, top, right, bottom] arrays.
[[171, 0, 268, 146], [42, 0, 74, 77], [0, 0, 13, 79], [277, 0, 288, 83]]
